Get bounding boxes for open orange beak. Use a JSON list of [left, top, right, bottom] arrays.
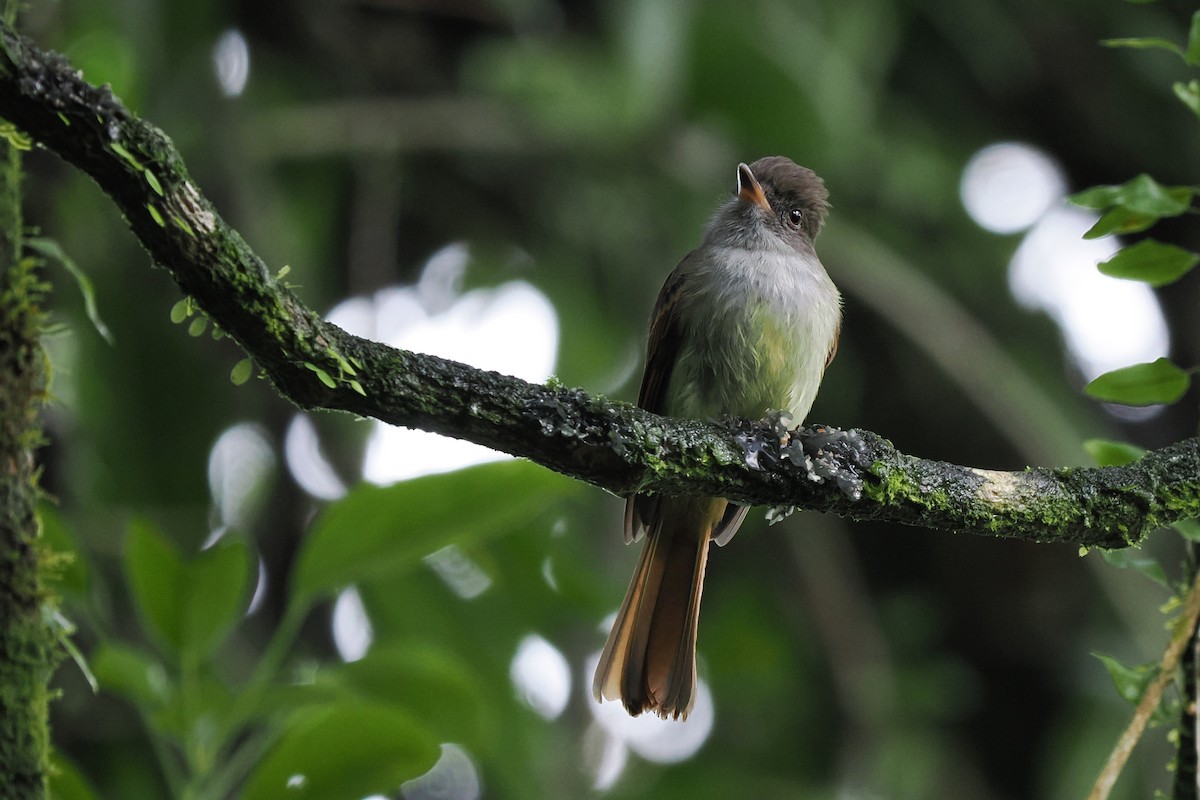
[[736, 162, 771, 213]]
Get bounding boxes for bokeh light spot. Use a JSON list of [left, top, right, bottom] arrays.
[[208, 422, 275, 530], [284, 415, 346, 501], [1008, 204, 1169, 381], [423, 544, 492, 600], [585, 651, 713, 767], [510, 634, 571, 720], [961, 143, 1170, 402], [212, 29, 250, 97], [960, 142, 1064, 234], [324, 244, 558, 484], [401, 743, 481, 800], [331, 586, 373, 662]]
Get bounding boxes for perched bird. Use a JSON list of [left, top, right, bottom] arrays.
[[592, 156, 842, 720]]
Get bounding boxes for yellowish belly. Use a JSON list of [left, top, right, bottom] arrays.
[[667, 298, 826, 422]]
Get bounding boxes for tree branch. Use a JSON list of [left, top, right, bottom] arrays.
[[0, 22, 1195, 549]]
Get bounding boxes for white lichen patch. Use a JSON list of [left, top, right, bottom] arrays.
[[176, 181, 216, 234], [970, 468, 1023, 505]]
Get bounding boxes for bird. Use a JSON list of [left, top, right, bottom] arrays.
[[592, 156, 842, 720]]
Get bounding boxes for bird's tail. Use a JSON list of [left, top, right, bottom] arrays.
[[592, 497, 726, 720]]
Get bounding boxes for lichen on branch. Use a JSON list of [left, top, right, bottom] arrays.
[[0, 20, 1195, 549]]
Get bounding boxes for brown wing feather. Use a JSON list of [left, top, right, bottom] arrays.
[[625, 254, 696, 544], [825, 323, 840, 369], [636, 255, 693, 412]]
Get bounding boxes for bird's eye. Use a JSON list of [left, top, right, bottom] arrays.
[[785, 208, 803, 228]]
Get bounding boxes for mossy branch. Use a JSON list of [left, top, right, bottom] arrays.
[[0, 22, 1195, 550]]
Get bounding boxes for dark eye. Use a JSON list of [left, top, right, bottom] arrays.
[[785, 208, 803, 228]]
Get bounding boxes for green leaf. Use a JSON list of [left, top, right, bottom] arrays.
[[319, 645, 494, 747], [170, 298, 191, 324], [48, 752, 99, 800], [1072, 175, 1193, 239], [303, 362, 336, 388], [291, 460, 577, 607], [91, 642, 172, 710], [1082, 439, 1145, 467], [1093, 652, 1158, 705], [1085, 357, 1190, 406], [240, 704, 439, 800], [172, 214, 195, 237], [0, 121, 31, 150], [230, 358, 254, 385], [1083, 206, 1158, 239], [1099, 547, 1168, 588], [183, 538, 252, 661], [1175, 80, 1200, 120], [109, 141, 143, 171], [148, 204, 165, 227], [27, 237, 114, 344], [1097, 239, 1199, 286], [1069, 185, 1123, 211], [38, 503, 88, 597], [145, 170, 164, 196], [48, 609, 98, 693], [1174, 519, 1200, 542], [187, 316, 208, 337], [1187, 10, 1200, 65], [1109, 174, 1191, 216], [125, 519, 186, 654], [1101, 36, 1184, 60], [124, 521, 251, 660], [330, 351, 356, 376]]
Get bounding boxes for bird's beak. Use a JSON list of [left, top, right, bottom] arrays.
[[736, 163, 771, 213]]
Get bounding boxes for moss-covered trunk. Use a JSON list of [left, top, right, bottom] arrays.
[[0, 4, 52, 793]]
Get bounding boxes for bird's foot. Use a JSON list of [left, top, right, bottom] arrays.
[[779, 424, 868, 500], [732, 410, 793, 470]]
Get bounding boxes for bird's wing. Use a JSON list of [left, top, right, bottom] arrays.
[[825, 323, 840, 370], [636, 253, 693, 413], [624, 252, 696, 544]]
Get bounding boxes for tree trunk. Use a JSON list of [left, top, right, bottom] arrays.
[[0, 5, 52, 795]]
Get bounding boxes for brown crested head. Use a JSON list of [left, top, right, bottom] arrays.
[[743, 156, 830, 241]]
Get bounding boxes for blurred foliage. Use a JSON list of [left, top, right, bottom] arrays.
[[16, 0, 1200, 797]]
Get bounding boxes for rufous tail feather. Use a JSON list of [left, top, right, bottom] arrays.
[[592, 497, 724, 720]]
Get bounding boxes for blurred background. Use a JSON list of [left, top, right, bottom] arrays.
[[20, 0, 1200, 797]]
